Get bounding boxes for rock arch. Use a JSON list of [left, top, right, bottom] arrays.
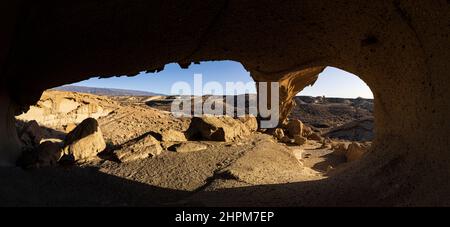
[[0, 0, 449, 205]]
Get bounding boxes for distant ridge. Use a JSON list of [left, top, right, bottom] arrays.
[[52, 85, 165, 96]]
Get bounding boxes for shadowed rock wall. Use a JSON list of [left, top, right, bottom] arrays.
[[0, 0, 449, 205]]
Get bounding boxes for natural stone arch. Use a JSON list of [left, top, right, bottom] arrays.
[[253, 66, 325, 126], [0, 0, 449, 205]]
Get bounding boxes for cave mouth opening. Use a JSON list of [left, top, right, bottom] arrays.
[[13, 61, 374, 192], [14, 60, 262, 167], [283, 66, 374, 173]]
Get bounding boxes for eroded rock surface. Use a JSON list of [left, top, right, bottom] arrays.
[[168, 141, 208, 153], [286, 119, 304, 137], [62, 118, 106, 162], [16, 91, 117, 131], [35, 141, 64, 167], [160, 129, 187, 142], [186, 116, 252, 142], [17, 120, 45, 149], [331, 141, 371, 162], [237, 115, 258, 132], [0, 1, 449, 206], [115, 134, 162, 163]]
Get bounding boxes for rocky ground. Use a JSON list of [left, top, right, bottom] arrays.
[[2, 90, 373, 206]]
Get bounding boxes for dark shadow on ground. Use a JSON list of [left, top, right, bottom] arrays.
[[0, 160, 401, 207], [311, 153, 346, 173], [8, 121, 394, 207], [0, 166, 191, 206]]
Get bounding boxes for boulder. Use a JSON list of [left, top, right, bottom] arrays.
[[286, 119, 303, 137], [36, 141, 64, 167], [16, 90, 116, 130], [186, 116, 251, 142], [331, 142, 369, 162], [346, 142, 369, 162], [237, 115, 258, 132], [115, 134, 162, 162], [19, 120, 44, 148], [17, 139, 64, 168], [62, 118, 106, 162], [168, 142, 208, 153], [273, 128, 285, 140], [160, 129, 187, 142], [294, 135, 307, 146]]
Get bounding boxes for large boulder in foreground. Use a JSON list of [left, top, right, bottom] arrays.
[[186, 115, 252, 142], [62, 118, 106, 162]]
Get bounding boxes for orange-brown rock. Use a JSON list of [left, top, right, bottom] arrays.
[[332, 141, 370, 162], [160, 129, 187, 142], [0, 1, 449, 206], [115, 134, 162, 162], [237, 115, 258, 132], [286, 119, 304, 137], [16, 91, 117, 131], [186, 116, 251, 142], [62, 118, 106, 162], [255, 67, 325, 125], [273, 128, 285, 140], [168, 141, 208, 153]]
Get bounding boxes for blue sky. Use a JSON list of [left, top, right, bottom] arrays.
[[72, 61, 373, 98]]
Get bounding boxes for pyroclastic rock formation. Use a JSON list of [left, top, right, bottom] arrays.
[[0, 0, 449, 206], [16, 90, 117, 131], [186, 116, 252, 142], [62, 118, 106, 162], [115, 134, 162, 163], [255, 67, 325, 125]]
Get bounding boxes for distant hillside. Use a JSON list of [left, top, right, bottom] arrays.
[[290, 96, 373, 129], [52, 85, 164, 96]]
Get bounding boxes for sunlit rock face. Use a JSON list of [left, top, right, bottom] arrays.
[[16, 91, 117, 131], [0, 0, 449, 205], [253, 67, 325, 125]]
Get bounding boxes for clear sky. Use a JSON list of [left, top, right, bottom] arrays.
[[72, 60, 373, 98]]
